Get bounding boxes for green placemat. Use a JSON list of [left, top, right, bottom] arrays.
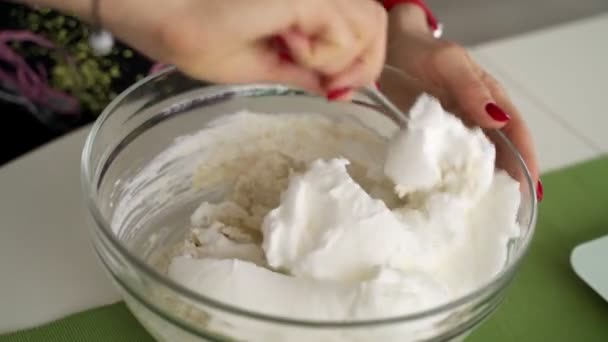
[[0, 303, 154, 342], [470, 157, 608, 341], [2, 158, 608, 342]]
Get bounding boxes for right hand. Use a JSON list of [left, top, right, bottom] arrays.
[[99, 0, 388, 95], [382, 4, 541, 197]]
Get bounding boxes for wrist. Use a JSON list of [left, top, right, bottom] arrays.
[[381, 0, 442, 39], [388, 3, 432, 37], [385, 5, 442, 74]]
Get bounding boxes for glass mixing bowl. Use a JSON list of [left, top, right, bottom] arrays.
[[81, 66, 537, 342]]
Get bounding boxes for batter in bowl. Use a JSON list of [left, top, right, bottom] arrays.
[[164, 94, 521, 322]]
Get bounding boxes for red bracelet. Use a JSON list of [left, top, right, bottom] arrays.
[[380, 0, 441, 36]]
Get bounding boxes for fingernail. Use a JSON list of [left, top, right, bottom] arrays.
[[271, 36, 294, 63], [326, 87, 351, 101], [273, 36, 288, 50], [278, 50, 294, 63], [536, 180, 544, 202], [375, 81, 381, 90], [485, 103, 510, 122]]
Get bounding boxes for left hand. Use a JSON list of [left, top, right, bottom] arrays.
[[383, 4, 540, 194]]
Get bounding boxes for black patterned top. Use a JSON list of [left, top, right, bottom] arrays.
[[0, 2, 162, 164]]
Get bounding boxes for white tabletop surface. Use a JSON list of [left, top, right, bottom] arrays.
[[1, 13, 606, 334], [0, 127, 119, 333]]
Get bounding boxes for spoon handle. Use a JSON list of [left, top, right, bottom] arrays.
[[360, 86, 409, 126]]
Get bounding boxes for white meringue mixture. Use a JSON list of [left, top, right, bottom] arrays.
[[166, 94, 521, 322]]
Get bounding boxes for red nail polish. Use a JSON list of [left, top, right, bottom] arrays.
[[326, 87, 351, 101], [375, 81, 381, 90], [273, 36, 288, 50], [278, 50, 294, 63], [485, 103, 510, 122], [536, 180, 544, 202], [272, 35, 294, 63]]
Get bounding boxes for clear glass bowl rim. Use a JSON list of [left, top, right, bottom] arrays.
[[81, 65, 538, 328]]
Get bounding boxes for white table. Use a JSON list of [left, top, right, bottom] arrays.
[[0, 127, 118, 333], [1, 13, 606, 334]]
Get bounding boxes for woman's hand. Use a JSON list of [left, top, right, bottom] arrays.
[[91, 0, 386, 95], [25, 0, 386, 94], [383, 3, 541, 198]]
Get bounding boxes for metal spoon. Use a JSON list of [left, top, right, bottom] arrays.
[[360, 85, 409, 126]]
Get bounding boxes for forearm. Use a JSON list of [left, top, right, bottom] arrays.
[[21, 0, 94, 22]]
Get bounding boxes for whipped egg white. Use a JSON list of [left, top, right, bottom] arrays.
[[165, 94, 521, 324]]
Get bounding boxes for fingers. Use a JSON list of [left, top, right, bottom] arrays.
[[430, 43, 508, 129], [257, 57, 325, 93], [388, 31, 542, 199], [285, 0, 360, 75], [434, 48, 540, 185], [477, 70, 540, 202], [483, 72, 540, 183], [326, 0, 388, 92], [424, 44, 540, 191], [422, 42, 540, 192], [504, 118, 540, 187], [487, 119, 540, 202], [332, 0, 387, 87], [98, 0, 386, 99], [283, 0, 386, 94], [206, 41, 325, 92], [142, 0, 386, 97]]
